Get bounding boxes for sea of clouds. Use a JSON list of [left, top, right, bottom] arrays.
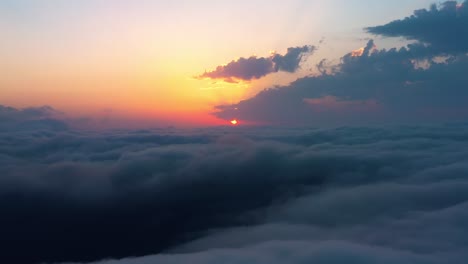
[[1, 108, 468, 263]]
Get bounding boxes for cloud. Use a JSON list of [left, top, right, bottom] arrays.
[[3, 2, 468, 264], [0, 128, 324, 263], [366, 1, 468, 54], [0, 105, 60, 121], [198, 45, 314, 82], [85, 241, 436, 264], [271, 46, 314, 72], [0, 105, 68, 132], [212, 1, 468, 125], [215, 40, 468, 125], [1, 120, 468, 263]]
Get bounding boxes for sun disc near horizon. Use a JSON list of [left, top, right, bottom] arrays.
[[230, 119, 238, 125]]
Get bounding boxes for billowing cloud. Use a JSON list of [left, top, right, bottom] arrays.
[[0, 123, 457, 263], [214, 2, 468, 125], [367, 0, 468, 54], [198, 45, 314, 82]]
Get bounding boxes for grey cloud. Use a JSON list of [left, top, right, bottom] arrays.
[[198, 45, 314, 82], [215, 40, 468, 125], [1, 123, 468, 263], [271, 45, 313, 72], [367, 1, 468, 54], [84, 241, 435, 264], [0, 105, 56, 119], [0, 105, 68, 132], [0, 128, 325, 263], [214, 1, 468, 125]]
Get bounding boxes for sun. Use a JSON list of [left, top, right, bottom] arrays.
[[230, 119, 238, 125]]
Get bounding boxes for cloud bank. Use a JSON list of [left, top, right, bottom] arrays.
[[215, 1, 468, 125], [1, 113, 468, 263], [367, 0, 468, 54], [0, 105, 68, 131], [198, 45, 314, 82]]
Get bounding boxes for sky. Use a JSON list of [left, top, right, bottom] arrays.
[[0, 0, 447, 127], [2, 2, 468, 264]]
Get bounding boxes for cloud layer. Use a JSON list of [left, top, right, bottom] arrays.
[[1, 113, 468, 263], [198, 46, 314, 82], [0, 105, 67, 131]]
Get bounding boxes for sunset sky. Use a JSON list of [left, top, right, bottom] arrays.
[[1, 0, 439, 127], [3, 2, 468, 264]]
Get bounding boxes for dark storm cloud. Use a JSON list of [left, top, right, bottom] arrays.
[[367, 1, 468, 54], [16, 123, 463, 264], [198, 45, 314, 82]]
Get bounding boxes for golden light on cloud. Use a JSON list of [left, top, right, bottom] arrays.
[[230, 119, 238, 125], [351, 43, 377, 57], [351, 47, 365, 57]]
